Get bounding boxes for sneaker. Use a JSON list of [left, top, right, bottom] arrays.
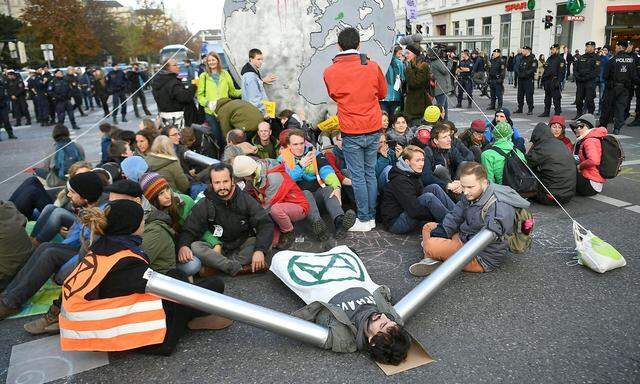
[[369, 219, 376, 229], [0, 299, 19, 320], [334, 209, 356, 239], [348, 218, 371, 232], [409, 258, 441, 277], [311, 219, 330, 242], [24, 304, 60, 335]]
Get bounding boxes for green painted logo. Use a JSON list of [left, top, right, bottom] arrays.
[[287, 252, 365, 286]]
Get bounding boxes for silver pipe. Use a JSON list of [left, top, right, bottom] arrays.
[[184, 150, 220, 167], [394, 229, 497, 320], [144, 269, 330, 348]]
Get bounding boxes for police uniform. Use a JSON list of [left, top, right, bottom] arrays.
[[487, 49, 505, 110], [456, 57, 473, 107], [627, 49, 640, 126], [574, 41, 599, 117], [515, 47, 538, 114], [604, 41, 639, 134], [106, 68, 128, 123], [7, 72, 31, 126], [50, 72, 79, 129], [539, 45, 564, 117], [41, 69, 56, 123], [0, 78, 16, 140], [33, 68, 51, 126], [65, 73, 85, 116]]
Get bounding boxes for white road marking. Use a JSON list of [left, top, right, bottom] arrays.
[[588, 194, 632, 207], [625, 205, 640, 214]]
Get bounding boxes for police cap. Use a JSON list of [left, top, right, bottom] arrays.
[[492, 48, 501, 53], [522, 46, 532, 51], [585, 41, 596, 46], [616, 40, 628, 48], [550, 44, 560, 49]]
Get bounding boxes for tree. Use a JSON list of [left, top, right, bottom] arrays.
[[116, 23, 145, 63], [0, 14, 24, 68], [84, 0, 122, 63], [20, 0, 101, 65]]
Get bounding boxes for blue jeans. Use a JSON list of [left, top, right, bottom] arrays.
[[176, 257, 202, 277], [598, 81, 605, 114], [388, 185, 456, 234], [205, 113, 224, 149], [342, 132, 380, 221], [435, 93, 449, 121], [32, 204, 76, 243], [82, 89, 94, 109], [377, 165, 392, 190]]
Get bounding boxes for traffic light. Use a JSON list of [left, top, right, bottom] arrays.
[[543, 14, 553, 29]]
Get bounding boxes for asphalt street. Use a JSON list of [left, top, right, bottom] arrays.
[[0, 84, 639, 383]]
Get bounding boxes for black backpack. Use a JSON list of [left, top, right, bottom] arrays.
[[487, 146, 538, 196], [582, 135, 624, 179]]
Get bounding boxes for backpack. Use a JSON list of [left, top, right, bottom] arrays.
[[582, 135, 624, 179], [54, 142, 84, 179], [481, 195, 534, 254], [488, 145, 538, 196]]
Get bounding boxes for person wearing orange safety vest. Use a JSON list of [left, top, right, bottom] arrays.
[[60, 199, 231, 355]]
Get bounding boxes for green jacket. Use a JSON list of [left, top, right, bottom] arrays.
[[404, 61, 431, 121], [142, 209, 176, 274], [145, 153, 190, 194], [481, 139, 527, 184], [0, 201, 35, 281], [178, 193, 220, 247], [250, 134, 280, 159], [197, 70, 241, 115], [214, 98, 264, 137], [292, 286, 403, 353]]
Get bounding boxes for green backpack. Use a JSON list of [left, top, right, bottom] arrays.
[[481, 195, 534, 254]]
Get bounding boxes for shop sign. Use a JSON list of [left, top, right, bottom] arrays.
[[505, 1, 528, 12], [563, 15, 585, 21]]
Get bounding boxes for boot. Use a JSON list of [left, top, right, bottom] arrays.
[[538, 111, 550, 117], [72, 124, 80, 130], [334, 209, 356, 239], [276, 231, 295, 250], [527, 107, 534, 115], [487, 104, 495, 110], [8, 132, 17, 139], [24, 304, 60, 335], [513, 108, 523, 114], [187, 314, 233, 330], [144, 109, 152, 116], [311, 219, 330, 242], [628, 119, 640, 127], [121, 116, 128, 123], [236, 263, 268, 275], [455, 103, 462, 108]]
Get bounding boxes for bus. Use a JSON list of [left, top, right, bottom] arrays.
[[159, 44, 192, 63]]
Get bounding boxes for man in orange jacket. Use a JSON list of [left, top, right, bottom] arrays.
[[324, 27, 387, 232]]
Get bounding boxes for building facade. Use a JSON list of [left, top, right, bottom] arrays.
[[395, 0, 640, 55]]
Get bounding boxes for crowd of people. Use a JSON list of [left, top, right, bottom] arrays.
[[0, 27, 634, 366]]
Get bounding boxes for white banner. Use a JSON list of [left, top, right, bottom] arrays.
[[270, 245, 380, 305], [405, 0, 418, 21]]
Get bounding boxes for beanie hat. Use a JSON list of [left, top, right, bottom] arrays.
[[570, 113, 596, 129], [495, 107, 511, 119], [423, 105, 441, 123], [68, 172, 103, 203], [493, 121, 513, 140], [104, 199, 144, 236], [406, 44, 421, 56], [414, 127, 431, 145], [121, 156, 148, 183], [139, 172, 169, 201], [470, 119, 486, 133], [549, 115, 565, 127], [232, 155, 259, 178]]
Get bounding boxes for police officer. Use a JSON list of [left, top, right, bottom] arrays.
[[0, 76, 16, 140], [487, 48, 505, 110], [604, 40, 638, 134], [126, 63, 152, 118], [41, 65, 56, 124], [455, 50, 473, 108], [626, 42, 640, 126], [32, 66, 51, 126], [573, 41, 599, 119], [65, 67, 86, 117], [6, 71, 31, 126], [50, 69, 79, 130], [106, 64, 128, 123], [26, 70, 39, 121], [538, 44, 564, 117], [515, 46, 537, 115]]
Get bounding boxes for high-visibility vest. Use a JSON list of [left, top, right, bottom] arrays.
[[59, 250, 166, 352]]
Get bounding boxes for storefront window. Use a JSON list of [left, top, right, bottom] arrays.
[[606, 11, 640, 47], [467, 19, 475, 36], [453, 21, 460, 36], [482, 17, 491, 36], [500, 14, 511, 53], [520, 11, 534, 48], [481, 41, 490, 54]]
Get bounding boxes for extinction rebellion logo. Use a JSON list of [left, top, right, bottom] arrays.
[[287, 252, 366, 286]]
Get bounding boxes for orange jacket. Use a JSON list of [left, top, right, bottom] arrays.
[[59, 250, 166, 352], [323, 53, 387, 135]]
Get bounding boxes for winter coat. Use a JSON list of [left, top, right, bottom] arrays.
[[196, 70, 241, 115], [383, 56, 404, 101], [142, 209, 176, 274], [42, 140, 85, 187], [453, 137, 475, 162], [0, 201, 35, 282], [440, 183, 529, 271], [526, 123, 577, 201], [375, 148, 397, 179], [278, 146, 341, 192], [240, 63, 268, 113], [145, 153, 190, 193], [386, 127, 414, 147], [178, 186, 273, 254], [559, 136, 573, 153], [404, 61, 431, 120], [324, 151, 347, 183], [481, 138, 527, 185], [575, 127, 607, 183], [106, 69, 127, 94], [249, 161, 310, 214], [151, 70, 196, 113], [214, 98, 264, 137], [126, 70, 148, 93], [430, 58, 453, 95], [507, 56, 515, 71], [425, 144, 465, 181], [324, 52, 387, 135], [250, 134, 280, 160], [381, 158, 434, 225]]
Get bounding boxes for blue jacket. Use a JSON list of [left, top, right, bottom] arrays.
[[240, 63, 268, 113], [101, 136, 111, 164], [383, 56, 404, 102], [598, 54, 612, 84], [106, 69, 127, 94]]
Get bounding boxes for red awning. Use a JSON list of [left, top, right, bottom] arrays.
[[607, 5, 640, 12]]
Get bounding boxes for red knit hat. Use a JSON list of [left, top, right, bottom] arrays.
[[549, 115, 565, 127], [470, 119, 486, 133], [139, 172, 169, 201], [415, 127, 431, 144]]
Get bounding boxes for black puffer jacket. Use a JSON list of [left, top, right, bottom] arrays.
[[178, 185, 273, 253], [526, 123, 577, 201], [151, 70, 195, 113], [380, 158, 434, 225]]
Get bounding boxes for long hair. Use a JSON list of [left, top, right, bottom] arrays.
[[79, 206, 108, 245], [205, 52, 223, 74], [149, 135, 177, 157], [150, 185, 184, 233]]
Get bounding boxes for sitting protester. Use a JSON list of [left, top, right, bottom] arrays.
[[423, 123, 465, 194], [233, 156, 309, 250], [549, 115, 573, 153], [481, 121, 527, 185], [134, 128, 158, 156], [221, 128, 258, 164], [381, 145, 456, 234], [410, 162, 529, 276], [251, 121, 280, 159], [106, 139, 134, 164], [386, 113, 414, 147], [422, 105, 442, 128], [121, 155, 149, 183], [376, 132, 402, 189], [99, 123, 113, 164], [458, 119, 488, 162], [0, 201, 35, 291], [59, 199, 231, 354], [34, 124, 86, 187], [178, 163, 274, 276], [279, 109, 316, 144], [441, 120, 475, 162], [145, 135, 190, 194], [214, 98, 264, 142], [526, 123, 576, 205], [279, 129, 356, 240], [570, 114, 608, 196], [319, 131, 355, 210], [484, 108, 526, 153], [381, 110, 389, 130], [270, 246, 411, 365]]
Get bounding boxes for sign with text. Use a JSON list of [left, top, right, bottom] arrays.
[[405, 0, 418, 21], [505, 1, 527, 12], [564, 15, 585, 21]]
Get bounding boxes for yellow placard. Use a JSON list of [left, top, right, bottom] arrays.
[[317, 115, 340, 132], [261, 100, 276, 118]]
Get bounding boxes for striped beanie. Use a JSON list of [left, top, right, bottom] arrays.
[[139, 172, 169, 201]]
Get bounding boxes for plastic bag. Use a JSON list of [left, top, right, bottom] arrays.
[[573, 222, 626, 273]]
